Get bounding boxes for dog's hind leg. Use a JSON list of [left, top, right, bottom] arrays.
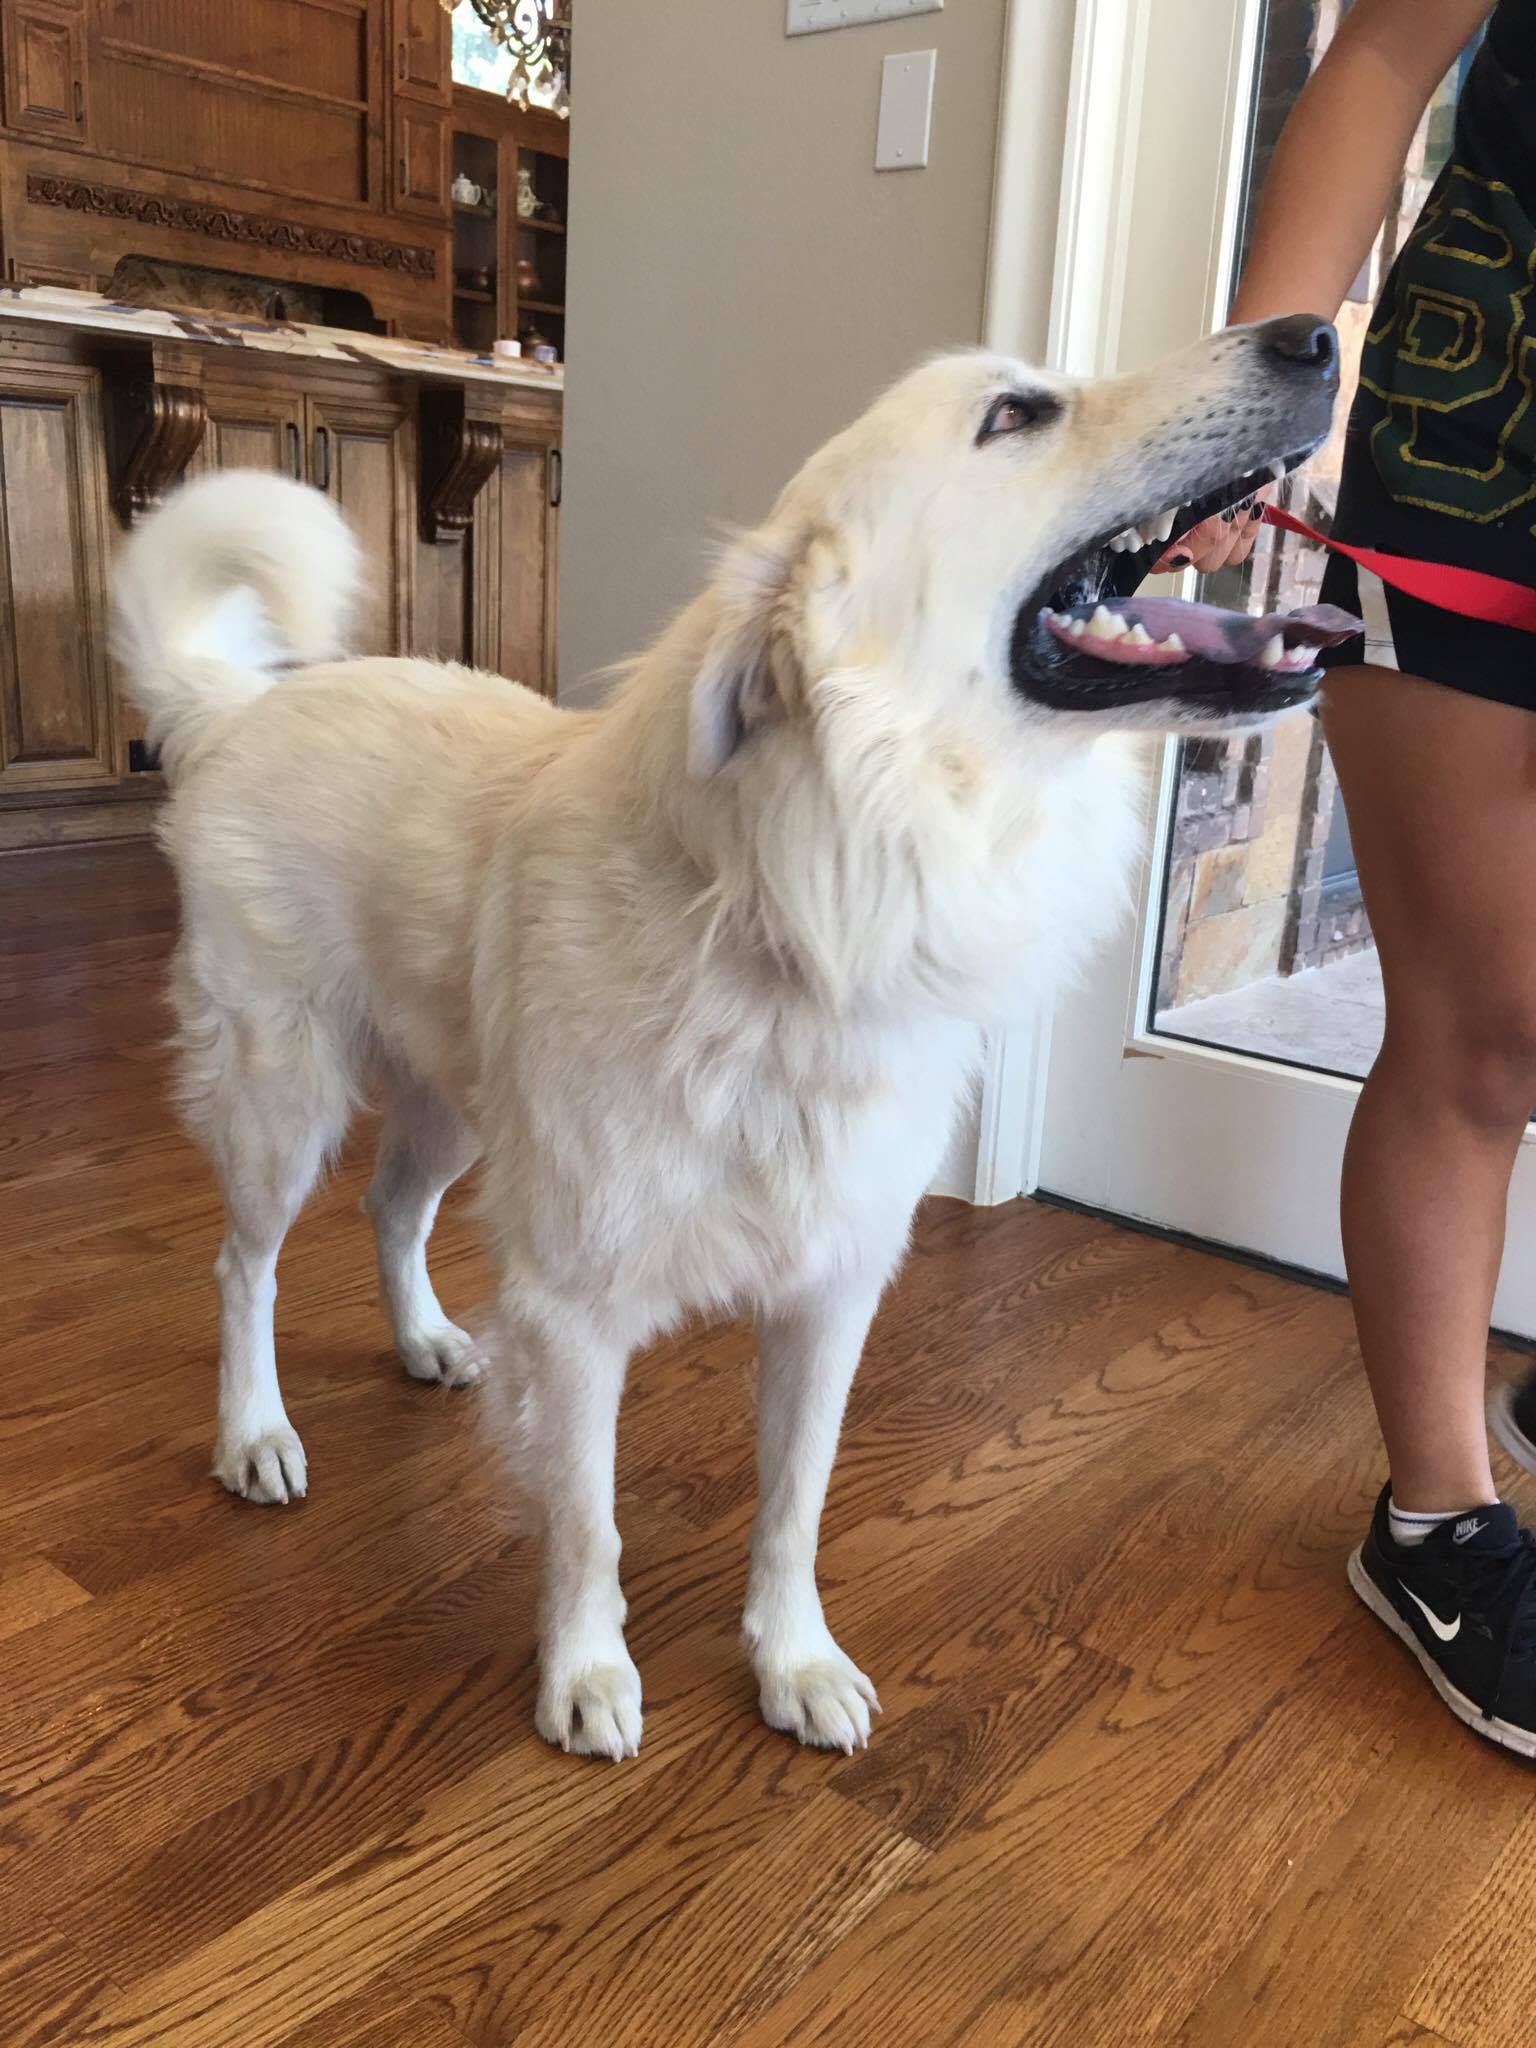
[[190, 1000, 352, 1505], [363, 1080, 481, 1387], [744, 1271, 886, 1752]]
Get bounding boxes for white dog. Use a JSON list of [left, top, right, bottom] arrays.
[[115, 319, 1348, 1760]]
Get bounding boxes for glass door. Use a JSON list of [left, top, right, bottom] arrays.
[[1151, 3, 1473, 1083], [1030, 0, 1536, 1336]]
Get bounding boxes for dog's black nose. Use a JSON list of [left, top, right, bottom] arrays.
[[1261, 315, 1338, 375]]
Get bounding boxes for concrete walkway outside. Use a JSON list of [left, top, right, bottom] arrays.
[[1155, 945, 1383, 1080]]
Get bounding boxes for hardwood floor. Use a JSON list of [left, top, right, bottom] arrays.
[[4, 838, 1535, 2048]]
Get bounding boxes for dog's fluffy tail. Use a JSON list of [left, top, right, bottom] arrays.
[[113, 469, 361, 777]]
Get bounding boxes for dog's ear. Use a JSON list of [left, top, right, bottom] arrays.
[[688, 531, 804, 777]]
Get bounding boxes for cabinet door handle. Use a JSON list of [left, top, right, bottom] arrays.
[[313, 425, 332, 492], [397, 153, 408, 197], [397, 38, 408, 81], [73, 78, 84, 122], [285, 421, 301, 480], [548, 447, 562, 509]]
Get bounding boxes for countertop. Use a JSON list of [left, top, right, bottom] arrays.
[[0, 283, 564, 393]]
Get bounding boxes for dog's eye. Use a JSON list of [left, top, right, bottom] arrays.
[[977, 392, 1058, 444]]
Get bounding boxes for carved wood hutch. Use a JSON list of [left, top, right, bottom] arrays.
[[0, 0, 567, 849]]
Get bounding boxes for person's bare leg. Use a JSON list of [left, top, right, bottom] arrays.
[[1323, 667, 1536, 1511]]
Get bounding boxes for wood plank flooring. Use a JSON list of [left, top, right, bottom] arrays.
[[4, 838, 1536, 2047]]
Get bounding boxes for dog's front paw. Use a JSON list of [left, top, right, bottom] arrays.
[[214, 1422, 308, 1505], [399, 1320, 483, 1388], [536, 1653, 643, 1761], [756, 1642, 880, 1753]]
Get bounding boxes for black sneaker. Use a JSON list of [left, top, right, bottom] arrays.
[[1489, 1370, 1536, 1476], [1348, 1484, 1536, 1759]]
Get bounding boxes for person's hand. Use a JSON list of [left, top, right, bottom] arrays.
[[1152, 480, 1276, 576]]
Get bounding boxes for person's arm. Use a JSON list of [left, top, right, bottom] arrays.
[[1158, 0, 1497, 574]]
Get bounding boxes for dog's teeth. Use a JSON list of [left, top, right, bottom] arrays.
[[1256, 634, 1286, 670], [1268, 458, 1287, 481], [1130, 509, 1176, 547], [1159, 633, 1186, 654], [1068, 618, 1086, 637], [1086, 606, 1127, 642], [1108, 527, 1141, 553], [1286, 642, 1319, 669], [1123, 623, 1153, 646]]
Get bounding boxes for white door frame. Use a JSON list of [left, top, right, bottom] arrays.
[[962, 0, 1264, 1205], [969, 0, 1536, 1339]]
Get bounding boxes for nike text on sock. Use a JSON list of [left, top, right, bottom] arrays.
[[1388, 1495, 1498, 1548]]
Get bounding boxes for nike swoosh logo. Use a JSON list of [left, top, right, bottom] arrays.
[[1399, 1581, 1461, 1642], [1454, 1518, 1488, 1545]]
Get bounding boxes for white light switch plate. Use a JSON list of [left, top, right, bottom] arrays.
[[875, 48, 935, 171], [787, 0, 941, 36]]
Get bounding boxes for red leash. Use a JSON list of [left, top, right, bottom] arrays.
[[1262, 502, 1536, 635]]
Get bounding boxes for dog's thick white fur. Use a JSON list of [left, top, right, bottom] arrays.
[[116, 331, 1321, 1759]]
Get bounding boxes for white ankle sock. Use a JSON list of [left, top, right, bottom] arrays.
[[1388, 1495, 1495, 1548]]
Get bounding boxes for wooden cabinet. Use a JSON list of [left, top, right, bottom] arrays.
[[199, 384, 304, 479], [0, 311, 561, 849], [90, 0, 371, 209], [3, 2, 87, 146], [307, 392, 414, 656], [0, 361, 114, 795], [391, 100, 450, 220], [0, 0, 450, 340], [0, 3, 572, 348], [449, 90, 569, 363], [475, 434, 560, 697], [391, 0, 451, 103], [201, 380, 416, 651], [388, 0, 450, 225]]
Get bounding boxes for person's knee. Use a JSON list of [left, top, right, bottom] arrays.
[[1396, 1001, 1536, 1133]]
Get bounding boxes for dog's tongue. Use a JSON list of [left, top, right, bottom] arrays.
[[1043, 599, 1360, 670], [1123, 599, 1359, 660]]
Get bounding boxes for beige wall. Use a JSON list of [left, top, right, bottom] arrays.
[[556, 0, 1074, 700]]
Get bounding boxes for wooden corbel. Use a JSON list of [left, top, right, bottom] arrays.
[[420, 382, 503, 543]]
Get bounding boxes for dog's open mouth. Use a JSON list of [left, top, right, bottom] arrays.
[[1036, 592, 1359, 694], [1010, 453, 1362, 719]]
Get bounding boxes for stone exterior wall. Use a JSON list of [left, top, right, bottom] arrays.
[[1157, 0, 1459, 1012]]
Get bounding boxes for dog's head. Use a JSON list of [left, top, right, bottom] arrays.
[[688, 318, 1356, 775]]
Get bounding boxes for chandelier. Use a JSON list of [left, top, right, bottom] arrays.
[[451, 0, 571, 119]]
